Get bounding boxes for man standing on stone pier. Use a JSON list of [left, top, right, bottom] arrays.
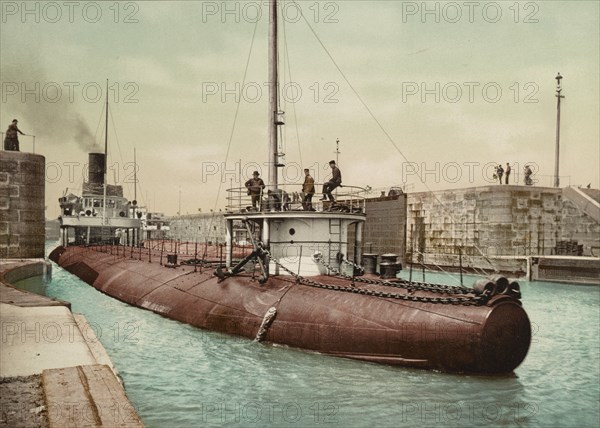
[[3, 119, 25, 151], [505, 163, 512, 184], [495, 164, 504, 185], [524, 165, 533, 186]]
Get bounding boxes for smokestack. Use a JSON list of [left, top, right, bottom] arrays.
[[89, 153, 105, 186]]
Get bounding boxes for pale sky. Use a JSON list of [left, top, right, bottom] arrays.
[[1, 0, 598, 218]]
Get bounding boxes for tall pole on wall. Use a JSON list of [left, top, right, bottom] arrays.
[[554, 73, 564, 188]]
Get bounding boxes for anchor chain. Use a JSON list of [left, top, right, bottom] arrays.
[[181, 258, 212, 267], [314, 254, 477, 295], [262, 249, 490, 306], [340, 257, 365, 276]]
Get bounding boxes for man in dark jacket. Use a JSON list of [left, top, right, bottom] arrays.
[[244, 171, 265, 210], [4, 119, 25, 151], [321, 160, 342, 202], [302, 168, 315, 211], [495, 164, 504, 184]]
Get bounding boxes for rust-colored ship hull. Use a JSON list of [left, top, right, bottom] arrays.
[[49, 245, 530, 374]]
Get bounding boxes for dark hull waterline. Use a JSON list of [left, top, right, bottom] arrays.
[[49, 245, 531, 374]]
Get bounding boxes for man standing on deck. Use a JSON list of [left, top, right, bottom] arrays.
[[302, 168, 315, 211], [505, 163, 512, 184], [321, 160, 342, 202], [245, 171, 265, 210], [3, 119, 25, 151]]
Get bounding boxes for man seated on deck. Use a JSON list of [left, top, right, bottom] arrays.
[[320, 160, 342, 203]]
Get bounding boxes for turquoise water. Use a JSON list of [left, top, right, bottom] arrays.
[[14, 244, 600, 427]]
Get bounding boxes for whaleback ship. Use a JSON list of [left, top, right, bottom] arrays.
[[50, 0, 531, 373]]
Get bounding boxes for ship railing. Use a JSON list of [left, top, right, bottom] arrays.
[[59, 205, 138, 219], [225, 183, 368, 214], [79, 239, 252, 268], [142, 238, 253, 258]]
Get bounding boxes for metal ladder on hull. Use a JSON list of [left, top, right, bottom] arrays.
[[328, 218, 342, 268]]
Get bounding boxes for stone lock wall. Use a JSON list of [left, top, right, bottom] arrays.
[[407, 185, 600, 273], [167, 213, 227, 244], [0, 151, 46, 258]]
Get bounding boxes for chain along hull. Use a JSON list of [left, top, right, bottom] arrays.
[[49, 245, 531, 373]]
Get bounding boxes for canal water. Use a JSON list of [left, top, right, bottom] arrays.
[[14, 243, 600, 427]]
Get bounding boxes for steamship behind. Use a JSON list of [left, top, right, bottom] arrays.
[[57, 152, 142, 246]]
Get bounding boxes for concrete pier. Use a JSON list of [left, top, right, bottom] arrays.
[[1, 260, 143, 427], [0, 303, 99, 377]]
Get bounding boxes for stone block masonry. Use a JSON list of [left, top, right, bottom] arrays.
[[0, 151, 45, 258], [167, 213, 227, 244], [407, 185, 600, 274]]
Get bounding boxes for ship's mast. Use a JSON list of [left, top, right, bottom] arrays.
[[103, 79, 108, 225], [268, 0, 279, 189], [134, 147, 137, 201]]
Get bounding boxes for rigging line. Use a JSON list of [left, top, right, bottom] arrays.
[[131, 147, 147, 208], [73, 174, 84, 197], [108, 107, 135, 199], [408, 223, 488, 278], [411, 246, 489, 280], [447, 248, 489, 276], [108, 106, 132, 194], [108, 107, 123, 171], [281, 2, 303, 169], [469, 265, 490, 277], [294, 2, 499, 273], [137, 181, 145, 207], [411, 248, 471, 284], [93, 107, 104, 145], [409, 248, 460, 284], [137, 176, 147, 208], [207, 15, 260, 227]]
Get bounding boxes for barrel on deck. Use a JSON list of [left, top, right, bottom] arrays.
[[362, 253, 378, 274], [381, 253, 398, 264], [379, 262, 401, 279]]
